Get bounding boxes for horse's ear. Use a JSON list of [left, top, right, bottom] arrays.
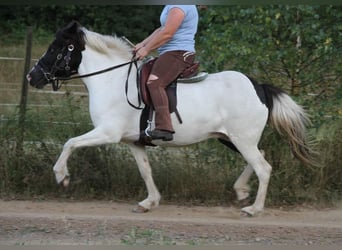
[[65, 21, 80, 34]]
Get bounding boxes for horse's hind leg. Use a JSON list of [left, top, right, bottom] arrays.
[[128, 143, 161, 212], [218, 139, 264, 204], [233, 150, 265, 202], [233, 164, 253, 202], [235, 145, 272, 216]]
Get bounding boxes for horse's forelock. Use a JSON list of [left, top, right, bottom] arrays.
[[54, 23, 85, 51], [76, 28, 86, 50]]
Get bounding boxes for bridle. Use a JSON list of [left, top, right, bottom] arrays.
[[39, 42, 142, 109], [38, 43, 78, 91]]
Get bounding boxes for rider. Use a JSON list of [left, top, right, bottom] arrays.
[[134, 5, 198, 141]]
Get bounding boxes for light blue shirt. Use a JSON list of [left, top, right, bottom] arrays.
[[158, 5, 198, 55]]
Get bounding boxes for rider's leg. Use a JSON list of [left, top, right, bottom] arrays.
[[146, 51, 195, 141], [147, 75, 174, 133]]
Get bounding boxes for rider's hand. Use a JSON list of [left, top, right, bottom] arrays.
[[134, 44, 149, 60], [134, 43, 144, 52]]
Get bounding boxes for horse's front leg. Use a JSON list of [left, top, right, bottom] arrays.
[[128, 143, 161, 212], [53, 127, 118, 186]]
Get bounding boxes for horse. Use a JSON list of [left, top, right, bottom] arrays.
[[27, 21, 313, 216]]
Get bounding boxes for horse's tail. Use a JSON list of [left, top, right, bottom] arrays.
[[261, 84, 315, 166]]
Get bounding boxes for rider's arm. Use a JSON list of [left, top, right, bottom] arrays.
[[135, 27, 162, 51], [135, 7, 185, 59]]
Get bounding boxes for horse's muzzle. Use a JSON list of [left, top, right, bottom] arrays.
[[27, 65, 48, 89]]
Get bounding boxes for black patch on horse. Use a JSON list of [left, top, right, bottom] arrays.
[[218, 76, 285, 154], [218, 139, 240, 153], [247, 76, 284, 114]]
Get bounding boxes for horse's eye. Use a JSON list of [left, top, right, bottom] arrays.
[[50, 48, 55, 53]]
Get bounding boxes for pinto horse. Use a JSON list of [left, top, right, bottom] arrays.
[[27, 21, 312, 216]]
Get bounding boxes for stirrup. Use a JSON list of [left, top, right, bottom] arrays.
[[144, 119, 153, 138], [146, 129, 173, 141]]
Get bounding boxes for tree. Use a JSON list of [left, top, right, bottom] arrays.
[[0, 5, 163, 43], [197, 5, 341, 97]]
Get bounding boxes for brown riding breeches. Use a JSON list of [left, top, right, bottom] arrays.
[[147, 50, 195, 132]]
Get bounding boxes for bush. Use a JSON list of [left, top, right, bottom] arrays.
[[1, 101, 341, 206]]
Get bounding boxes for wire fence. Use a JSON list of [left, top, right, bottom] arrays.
[[0, 55, 88, 129]]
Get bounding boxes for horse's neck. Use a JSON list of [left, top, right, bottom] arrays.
[[80, 49, 127, 94], [78, 48, 138, 114]]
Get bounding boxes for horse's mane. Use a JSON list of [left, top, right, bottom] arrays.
[[81, 28, 132, 59]]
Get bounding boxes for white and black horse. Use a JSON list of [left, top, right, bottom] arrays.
[[27, 21, 313, 216]]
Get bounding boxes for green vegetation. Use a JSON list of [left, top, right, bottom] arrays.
[[0, 5, 341, 206]]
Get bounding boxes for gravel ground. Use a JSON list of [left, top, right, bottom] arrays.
[[0, 200, 341, 246]]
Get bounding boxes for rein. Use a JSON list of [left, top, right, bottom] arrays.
[[55, 59, 136, 81], [50, 56, 143, 110]]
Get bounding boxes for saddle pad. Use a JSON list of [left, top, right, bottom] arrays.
[[178, 72, 209, 83]]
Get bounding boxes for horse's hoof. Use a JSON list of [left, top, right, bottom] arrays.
[[241, 205, 263, 217], [132, 205, 149, 213], [240, 210, 253, 217], [241, 206, 255, 217], [62, 176, 70, 188]]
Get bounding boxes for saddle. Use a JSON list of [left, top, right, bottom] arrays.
[[136, 57, 208, 146], [138, 57, 201, 109]]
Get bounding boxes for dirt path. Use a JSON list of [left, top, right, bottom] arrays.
[[0, 200, 341, 245]]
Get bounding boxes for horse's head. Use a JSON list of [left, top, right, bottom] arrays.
[[27, 21, 85, 90]]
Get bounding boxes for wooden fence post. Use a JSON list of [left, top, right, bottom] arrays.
[[18, 26, 33, 150]]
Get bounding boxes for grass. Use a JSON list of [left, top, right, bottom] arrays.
[[121, 227, 176, 245]]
